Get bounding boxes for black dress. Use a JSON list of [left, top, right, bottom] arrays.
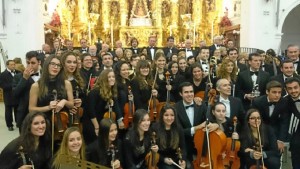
[[123, 129, 152, 169], [0, 138, 51, 169], [86, 139, 124, 168], [130, 78, 152, 110]]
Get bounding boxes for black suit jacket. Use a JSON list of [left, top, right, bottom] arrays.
[[209, 44, 217, 57], [146, 46, 159, 61], [163, 47, 178, 58], [252, 95, 290, 141], [12, 73, 36, 127], [236, 69, 270, 110], [128, 47, 141, 55], [174, 101, 207, 160], [0, 70, 19, 106], [284, 95, 300, 153], [237, 62, 247, 72], [217, 96, 245, 130], [179, 48, 198, 58]]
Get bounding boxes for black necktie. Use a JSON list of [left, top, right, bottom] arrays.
[[250, 71, 258, 76], [268, 102, 276, 106], [31, 72, 39, 76], [185, 104, 194, 109]]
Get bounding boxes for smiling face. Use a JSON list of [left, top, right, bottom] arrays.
[[155, 56, 166, 69], [120, 63, 129, 79], [31, 115, 46, 137], [286, 81, 300, 99], [180, 85, 194, 104], [225, 62, 234, 74], [163, 108, 175, 129], [108, 123, 118, 142], [68, 131, 82, 155], [192, 67, 203, 80], [65, 55, 77, 74], [107, 71, 115, 86], [138, 114, 151, 133]]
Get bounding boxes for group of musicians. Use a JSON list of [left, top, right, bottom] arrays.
[[0, 36, 300, 169]]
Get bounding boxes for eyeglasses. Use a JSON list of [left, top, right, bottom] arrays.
[[249, 117, 261, 120], [49, 62, 62, 69]]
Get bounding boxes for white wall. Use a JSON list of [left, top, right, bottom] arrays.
[[0, 0, 44, 71], [240, 0, 300, 53]]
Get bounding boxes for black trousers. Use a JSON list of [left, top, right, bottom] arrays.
[[4, 104, 18, 127]]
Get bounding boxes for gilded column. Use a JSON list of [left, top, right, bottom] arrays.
[[170, 0, 179, 40], [155, 0, 162, 27], [102, 0, 110, 32], [192, 0, 202, 45], [119, 0, 127, 26]]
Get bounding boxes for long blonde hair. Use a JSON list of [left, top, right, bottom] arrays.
[[93, 69, 118, 101], [52, 127, 86, 169]]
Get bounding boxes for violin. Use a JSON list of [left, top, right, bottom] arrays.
[[145, 132, 160, 169], [71, 86, 83, 127], [52, 90, 68, 139], [157, 71, 175, 114], [123, 86, 135, 128], [108, 144, 122, 169], [250, 119, 267, 169], [103, 99, 117, 121], [148, 69, 161, 122], [223, 116, 240, 169], [17, 146, 34, 168], [193, 89, 227, 169]]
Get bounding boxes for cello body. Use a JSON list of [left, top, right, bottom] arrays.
[[193, 129, 227, 169]]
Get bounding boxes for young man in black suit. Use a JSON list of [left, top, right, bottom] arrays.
[[216, 78, 245, 128], [270, 59, 300, 96], [12, 51, 41, 132], [284, 77, 300, 169], [163, 36, 178, 60], [236, 53, 270, 110], [175, 82, 219, 168], [252, 80, 290, 153], [0, 60, 19, 131], [227, 48, 247, 72], [129, 37, 141, 55], [80, 38, 89, 53], [146, 36, 158, 61]]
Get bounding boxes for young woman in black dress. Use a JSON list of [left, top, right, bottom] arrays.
[[86, 119, 123, 168], [0, 112, 51, 169], [151, 105, 187, 169], [123, 109, 158, 169]]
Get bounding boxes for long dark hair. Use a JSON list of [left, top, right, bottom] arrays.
[[38, 55, 66, 99], [134, 60, 153, 90], [114, 61, 130, 90], [19, 112, 51, 154], [97, 119, 117, 164], [157, 105, 180, 149], [242, 109, 268, 148], [128, 109, 150, 146]]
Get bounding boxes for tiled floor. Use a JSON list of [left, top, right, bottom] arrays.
[[0, 102, 293, 168]]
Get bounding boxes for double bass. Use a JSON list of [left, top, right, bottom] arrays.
[[123, 86, 135, 128], [193, 89, 227, 169], [223, 116, 240, 169]]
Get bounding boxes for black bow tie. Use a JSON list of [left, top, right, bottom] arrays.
[[185, 104, 194, 109], [294, 61, 299, 64], [202, 61, 207, 65], [294, 99, 300, 103], [250, 71, 258, 76], [31, 72, 39, 76], [187, 49, 192, 51], [268, 102, 276, 106]]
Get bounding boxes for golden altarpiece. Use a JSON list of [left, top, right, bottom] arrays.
[[51, 0, 225, 47]]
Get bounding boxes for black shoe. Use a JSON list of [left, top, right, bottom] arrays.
[[8, 127, 14, 131]]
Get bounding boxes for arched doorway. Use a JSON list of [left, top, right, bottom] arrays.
[[281, 4, 300, 50]]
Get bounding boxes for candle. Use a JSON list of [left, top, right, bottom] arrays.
[[111, 22, 114, 49], [170, 25, 172, 36], [211, 22, 214, 43], [88, 22, 91, 45]]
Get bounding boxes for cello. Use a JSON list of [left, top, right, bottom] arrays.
[[145, 132, 160, 169], [193, 89, 227, 169], [123, 86, 135, 128], [223, 116, 241, 169]]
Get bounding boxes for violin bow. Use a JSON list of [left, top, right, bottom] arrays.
[[255, 118, 265, 168]]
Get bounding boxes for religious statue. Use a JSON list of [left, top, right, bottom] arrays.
[[180, 0, 192, 14], [133, 0, 148, 18], [219, 8, 232, 27], [50, 10, 61, 27], [161, 1, 171, 18], [110, 1, 120, 19], [206, 0, 215, 12], [88, 0, 100, 13]]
